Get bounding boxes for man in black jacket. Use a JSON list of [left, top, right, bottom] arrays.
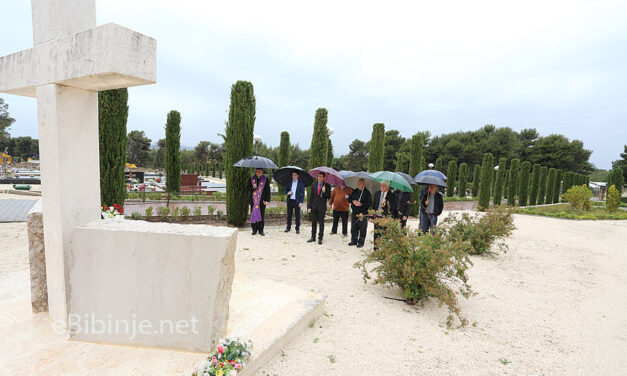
[[348, 178, 372, 248], [248, 168, 271, 236], [307, 172, 331, 244], [419, 184, 443, 233], [372, 181, 396, 250], [393, 189, 412, 228]]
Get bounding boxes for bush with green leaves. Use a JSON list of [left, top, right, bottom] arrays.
[[131, 211, 142, 220], [355, 217, 473, 327], [562, 184, 592, 211], [172, 207, 180, 217], [194, 206, 202, 216], [442, 206, 516, 256], [606, 185, 621, 213], [207, 205, 215, 215], [180, 206, 191, 217], [216, 209, 226, 220], [144, 206, 153, 217], [158, 206, 170, 217]]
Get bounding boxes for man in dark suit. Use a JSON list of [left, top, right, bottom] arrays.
[[307, 172, 331, 244], [248, 168, 271, 236], [393, 189, 412, 228], [348, 178, 372, 248], [371, 181, 396, 250], [284, 171, 305, 234]]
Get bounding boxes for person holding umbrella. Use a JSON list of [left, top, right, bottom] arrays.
[[420, 184, 443, 233], [329, 182, 352, 236], [348, 178, 372, 248], [371, 181, 396, 249], [284, 171, 305, 234], [307, 172, 331, 244], [248, 168, 271, 236]]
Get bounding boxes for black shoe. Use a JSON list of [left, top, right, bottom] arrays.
[[296, 229, 300, 234], [318, 239, 323, 245], [356, 243, 364, 248], [284, 228, 290, 233], [348, 242, 356, 246], [259, 231, 265, 236], [330, 231, 337, 235], [307, 238, 315, 243], [342, 233, 348, 236], [252, 230, 257, 235]]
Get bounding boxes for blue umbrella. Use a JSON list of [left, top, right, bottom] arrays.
[[414, 169, 447, 181], [414, 175, 448, 188]]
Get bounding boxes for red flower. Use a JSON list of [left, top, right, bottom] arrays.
[[113, 204, 124, 214]]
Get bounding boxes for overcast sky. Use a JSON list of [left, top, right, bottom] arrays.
[[2, 0, 626, 168]]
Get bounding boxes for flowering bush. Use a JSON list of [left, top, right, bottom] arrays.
[[562, 184, 592, 211], [101, 204, 124, 218], [355, 217, 473, 327], [191, 337, 252, 376]]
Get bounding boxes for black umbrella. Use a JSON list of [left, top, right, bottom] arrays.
[[395, 172, 415, 185], [233, 156, 278, 169], [414, 175, 448, 188], [273, 166, 314, 187]]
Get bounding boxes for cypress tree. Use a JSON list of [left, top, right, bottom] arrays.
[[507, 158, 520, 206], [478, 153, 494, 210], [518, 161, 531, 206], [308, 108, 329, 201], [545, 168, 556, 204], [457, 162, 468, 198], [408, 134, 424, 216], [212, 162, 216, 177], [434, 158, 443, 174], [493, 157, 507, 205], [446, 160, 457, 197], [536, 166, 548, 205], [607, 168, 624, 196], [368, 123, 385, 172], [562, 172, 573, 194], [219, 162, 223, 179], [553, 169, 563, 203], [472, 164, 481, 198], [327, 138, 334, 166], [529, 163, 541, 206], [278, 131, 290, 193], [165, 110, 181, 194], [98, 88, 128, 207], [225, 81, 255, 226]]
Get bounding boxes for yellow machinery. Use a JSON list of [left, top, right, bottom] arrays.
[[0, 152, 12, 165], [125, 162, 137, 169]]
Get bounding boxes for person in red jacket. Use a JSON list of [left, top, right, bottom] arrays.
[[329, 183, 352, 236]]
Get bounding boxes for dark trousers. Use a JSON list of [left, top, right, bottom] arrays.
[[250, 205, 265, 233], [310, 209, 326, 239], [420, 211, 438, 233], [399, 218, 407, 228], [331, 210, 349, 235], [286, 199, 301, 230], [350, 212, 368, 245]]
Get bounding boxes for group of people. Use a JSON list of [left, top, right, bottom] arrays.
[[247, 168, 444, 248]]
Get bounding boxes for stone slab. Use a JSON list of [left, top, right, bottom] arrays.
[[68, 220, 237, 352], [0, 199, 38, 222], [0, 23, 156, 97], [26, 199, 47, 312]]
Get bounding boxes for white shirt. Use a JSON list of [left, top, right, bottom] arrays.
[[290, 180, 298, 200], [379, 191, 387, 210]]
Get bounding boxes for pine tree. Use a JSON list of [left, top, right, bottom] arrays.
[[493, 157, 507, 205], [553, 169, 563, 203], [472, 164, 481, 198], [507, 158, 520, 206], [408, 134, 424, 216], [478, 153, 494, 210], [517, 161, 531, 206], [225, 81, 255, 226], [98, 88, 128, 207], [529, 163, 541, 205], [368, 123, 385, 172], [457, 162, 468, 198], [536, 166, 548, 205], [446, 160, 457, 197], [165, 110, 181, 194], [545, 168, 557, 204]]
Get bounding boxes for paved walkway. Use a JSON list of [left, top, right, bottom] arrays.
[[0, 200, 37, 222]]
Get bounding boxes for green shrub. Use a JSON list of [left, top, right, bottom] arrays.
[[131, 211, 142, 220], [207, 205, 216, 215], [442, 206, 516, 255], [180, 206, 191, 217], [148, 192, 162, 200], [562, 185, 592, 211], [158, 206, 170, 216], [216, 209, 226, 220], [172, 207, 180, 217], [355, 217, 473, 327], [144, 206, 153, 217], [194, 206, 202, 216], [478, 153, 493, 210], [606, 185, 621, 213]]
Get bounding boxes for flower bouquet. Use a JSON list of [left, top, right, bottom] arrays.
[[192, 337, 252, 376], [101, 204, 124, 219]]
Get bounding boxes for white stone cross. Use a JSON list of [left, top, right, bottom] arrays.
[[0, 0, 156, 327]]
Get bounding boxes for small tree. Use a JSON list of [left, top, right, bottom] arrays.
[[308, 108, 329, 199], [472, 164, 481, 198], [528, 164, 541, 206], [507, 158, 520, 206], [98, 88, 128, 207], [536, 166, 548, 205], [446, 160, 457, 197], [457, 162, 468, 198], [606, 185, 621, 213], [408, 134, 424, 216], [493, 157, 507, 206], [562, 185, 592, 210], [368, 123, 385, 172], [545, 168, 557, 205], [553, 169, 563, 203], [607, 168, 624, 197], [517, 161, 531, 206], [478, 153, 494, 210], [278, 131, 290, 193], [165, 110, 182, 194], [434, 158, 443, 174]]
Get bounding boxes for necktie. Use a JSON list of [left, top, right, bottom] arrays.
[[318, 183, 321, 195]]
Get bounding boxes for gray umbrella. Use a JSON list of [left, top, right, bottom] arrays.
[[233, 156, 278, 169], [414, 175, 448, 188], [395, 172, 415, 185], [344, 171, 381, 193]]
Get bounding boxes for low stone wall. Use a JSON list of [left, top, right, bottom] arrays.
[[26, 199, 48, 312]]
